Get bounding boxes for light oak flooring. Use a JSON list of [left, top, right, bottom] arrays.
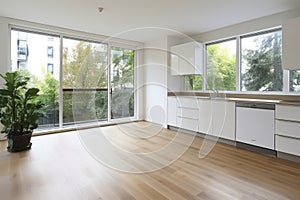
[[0, 122, 299, 200]]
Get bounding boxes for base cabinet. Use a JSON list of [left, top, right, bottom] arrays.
[[167, 97, 177, 126], [275, 105, 300, 156], [212, 101, 235, 140]]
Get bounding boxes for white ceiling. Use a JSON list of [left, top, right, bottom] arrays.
[[0, 0, 300, 42]]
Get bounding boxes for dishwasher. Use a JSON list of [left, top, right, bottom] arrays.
[[236, 102, 275, 150]]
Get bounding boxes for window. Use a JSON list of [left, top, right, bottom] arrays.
[[47, 46, 54, 58], [47, 63, 54, 74], [206, 39, 236, 91], [110, 47, 135, 119], [62, 38, 108, 124], [186, 28, 297, 93], [10, 27, 138, 131], [185, 75, 203, 90], [17, 60, 27, 69], [17, 39, 28, 60], [241, 29, 282, 92], [290, 70, 300, 92], [11, 29, 60, 129]]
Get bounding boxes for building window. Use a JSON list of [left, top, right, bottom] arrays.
[[47, 63, 54, 74], [17, 39, 28, 60], [47, 46, 54, 58], [206, 39, 236, 91], [241, 29, 282, 91], [290, 70, 300, 92], [17, 60, 27, 69], [11, 29, 60, 129]]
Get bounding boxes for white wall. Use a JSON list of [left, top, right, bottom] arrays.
[[193, 8, 300, 43], [0, 18, 10, 140], [143, 38, 168, 126]]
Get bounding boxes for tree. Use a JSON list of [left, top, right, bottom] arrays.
[[290, 70, 300, 92], [242, 31, 283, 91], [206, 43, 236, 91], [62, 41, 108, 123], [185, 75, 203, 90], [111, 48, 135, 118]]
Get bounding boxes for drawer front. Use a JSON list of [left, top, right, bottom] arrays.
[[177, 107, 199, 120], [276, 120, 300, 139], [177, 97, 199, 109], [276, 135, 300, 156], [176, 117, 198, 132], [276, 105, 300, 122]]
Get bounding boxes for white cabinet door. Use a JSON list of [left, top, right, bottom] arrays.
[[276, 135, 300, 156], [175, 97, 199, 132], [170, 42, 203, 75], [276, 104, 300, 122], [198, 99, 213, 135], [167, 97, 177, 126], [236, 107, 275, 149], [282, 17, 300, 70], [212, 101, 235, 140]]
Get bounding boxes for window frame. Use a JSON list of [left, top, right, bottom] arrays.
[[9, 25, 139, 130], [192, 26, 295, 94], [205, 37, 237, 92]]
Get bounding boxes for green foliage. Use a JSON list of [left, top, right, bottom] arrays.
[[290, 70, 300, 92], [111, 48, 135, 118], [185, 75, 203, 90], [63, 42, 107, 88], [0, 71, 44, 138], [206, 43, 236, 91], [63, 41, 108, 122], [242, 31, 283, 91]]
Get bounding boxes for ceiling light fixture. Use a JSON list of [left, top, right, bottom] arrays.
[[98, 7, 104, 13]]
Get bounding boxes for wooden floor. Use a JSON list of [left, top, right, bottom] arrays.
[[0, 122, 299, 200]]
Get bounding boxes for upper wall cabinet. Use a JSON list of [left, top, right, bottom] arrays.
[[282, 17, 300, 70], [170, 42, 203, 75]]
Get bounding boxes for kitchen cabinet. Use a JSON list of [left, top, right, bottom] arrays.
[[167, 96, 177, 126], [176, 97, 199, 132], [170, 42, 203, 75], [198, 99, 235, 140], [167, 96, 235, 141], [275, 104, 300, 156], [212, 100, 235, 140], [282, 17, 300, 70], [198, 99, 213, 135]]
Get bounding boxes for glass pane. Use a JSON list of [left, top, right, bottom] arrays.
[[111, 47, 135, 119], [241, 30, 283, 91], [206, 40, 236, 91], [185, 75, 203, 90], [11, 30, 60, 129], [290, 70, 300, 92], [62, 38, 108, 125]]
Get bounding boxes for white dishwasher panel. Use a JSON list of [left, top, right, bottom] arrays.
[[236, 106, 275, 150]]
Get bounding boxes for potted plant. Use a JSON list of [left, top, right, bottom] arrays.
[[0, 71, 44, 152]]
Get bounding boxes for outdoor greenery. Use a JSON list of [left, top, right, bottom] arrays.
[[290, 70, 300, 92], [186, 30, 285, 92], [111, 47, 135, 118], [62, 41, 108, 123], [185, 75, 202, 90], [242, 31, 283, 91], [206, 42, 236, 91]]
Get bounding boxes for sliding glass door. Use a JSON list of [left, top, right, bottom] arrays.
[[11, 29, 60, 129], [110, 47, 135, 119], [11, 29, 136, 129], [62, 38, 108, 125]]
